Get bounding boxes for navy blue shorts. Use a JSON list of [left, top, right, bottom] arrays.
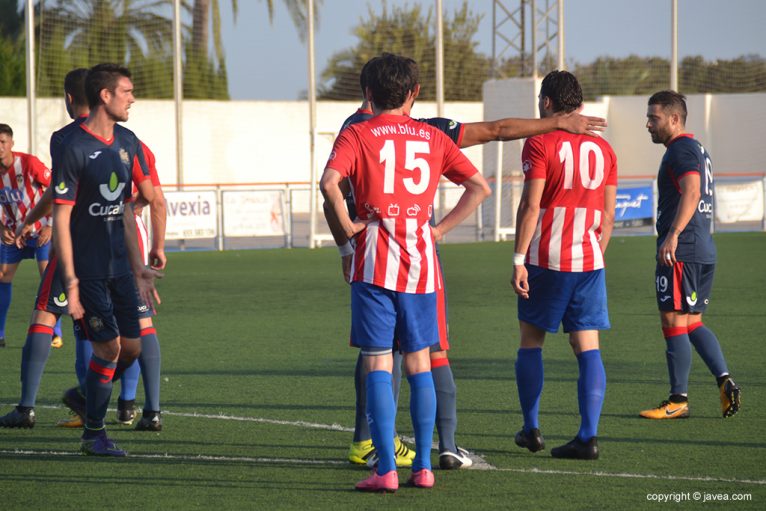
[[77, 274, 140, 342], [655, 261, 714, 313], [350, 282, 439, 354], [1, 238, 50, 264], [518, 265, 610, 333], [34, 255, 68, 315]]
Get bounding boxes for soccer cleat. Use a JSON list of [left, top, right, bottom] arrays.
[[56, 414, 83, 428], [50, 335, 63, 349], [639, 399, 690, 420], [0, 407, 36, 428], [407, 468, 435, 489], [355, 469, 398, 493], [551, 436, 599, 460], [80, 430, 126, 457], [365, 437, 416, 468], [348, 439, 375, 465], [117, 398, 136, 425], [135, 411, 162, 432], [62, 387, 87, 421], [0, 337, 5, 348], [719, 377, 741, 418], [515, 428, 545, 452], [439, 446, 473, 469]]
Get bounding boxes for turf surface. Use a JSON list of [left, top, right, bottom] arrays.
[[0, 233, 764, 509]]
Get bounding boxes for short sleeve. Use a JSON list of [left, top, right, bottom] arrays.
[[421, 117, 464, 146], [27, 155, 51, 186], [521, 136, 548, 181], [605, 144, 618, 186], [668, 141, 701, 180], [52, 146, 81, 205], [326, 128, 358, 177], [140, 142, 161, 186]]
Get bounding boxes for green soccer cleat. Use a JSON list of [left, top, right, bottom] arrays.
[[348, 439, 375, 465]]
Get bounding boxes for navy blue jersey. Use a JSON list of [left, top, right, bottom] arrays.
[[339, 108, 373, 132], [53, 123, 147, 280], [656, 134, 716, 263], [50, 116, 87, 169]]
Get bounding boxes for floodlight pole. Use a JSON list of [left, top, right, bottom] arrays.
[[307, 0, 319, 248], [25, 0, 36, 155], [670, 0, 678, 90], [557, 0, 565, 70], [435, 0, 444, 117], [173, 0, 184, 189]]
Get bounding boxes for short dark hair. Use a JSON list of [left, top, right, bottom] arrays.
[[540, 70, 583, 113], [64, 68, 89, 107], [366, 53, 419, 110], [0, 124, 12, 137], [648, 90, 687, 125], [85, 63, 132, 109], [359, 56, 381, 94]]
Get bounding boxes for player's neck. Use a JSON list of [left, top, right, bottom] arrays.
[[84, 108, 116, 141]]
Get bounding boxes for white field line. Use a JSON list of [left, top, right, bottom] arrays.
[[3, 403, 763, 485]]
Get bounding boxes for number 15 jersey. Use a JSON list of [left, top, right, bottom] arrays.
[[327, 113, 478, 294], [522, 131, 618, 272]]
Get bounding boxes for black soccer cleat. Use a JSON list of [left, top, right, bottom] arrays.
[[0, 407, 35, 428], [0, 337, 5, 348], [551, 436, 599, 460], [515, 428, 545, 453], [62, 387, 87, 420], [135, 411, 162, 432], [439, 446, 473, 469], [117, 398, 136, 425]]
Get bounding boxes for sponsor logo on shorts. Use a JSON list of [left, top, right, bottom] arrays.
[[89, 316, 104, 332], [686, 291, 698, 306], [137, 303, 150, 313], [660, 295, 671, 302], [53, 292, 68, 307]]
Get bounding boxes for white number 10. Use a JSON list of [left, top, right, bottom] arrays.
[[558, 140, 605, 190]]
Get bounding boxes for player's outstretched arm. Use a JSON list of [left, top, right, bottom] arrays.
[[511, 179, 545, 299], [432, 173, 491, 242], [460, 113, 607, 148]]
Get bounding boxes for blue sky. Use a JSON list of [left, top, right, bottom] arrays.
[[220, 0, 766, 100]]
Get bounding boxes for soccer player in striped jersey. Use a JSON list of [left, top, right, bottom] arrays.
[[639, 90, 740, 420], [0, 124, 61, 348], [322, 53, 490, 492], [511, 70, 617, 460], [340, 57, 608, 470]]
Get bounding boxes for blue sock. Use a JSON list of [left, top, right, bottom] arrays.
[[138, 328, 162, 411], [0, 282, 12, 338], [688, 322, 729, 378], [432, 360, 457, 453], [19, 324, 54, 407], [515, 348, 543, 431], [75, 334, 93, 393], [408, 371, 436, 471], [576, 349, 606, 441], [352, 353, 370, 442], [53, 317, 63, 338], [366, 370, 396, 475], [85, 355, 116, 429], [119, 360, 140, 401], [664, 327, 692, 395]]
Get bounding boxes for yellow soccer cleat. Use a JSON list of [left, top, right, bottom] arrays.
[[639, 399, 690, 419], [394, 436, 416, 462], [719, 377, 741, 418], [56, 414, 83, 428], [348, 439, 375, 465], [51, 335, 63, 349]]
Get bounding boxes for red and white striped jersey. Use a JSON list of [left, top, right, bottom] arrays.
[[522, 131, 618, 272], [327, 114, 478, 293], [0, 152, 51, 233]]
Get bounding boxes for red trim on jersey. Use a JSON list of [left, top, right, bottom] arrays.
[[28, 324, 55, 336], [430, 357, 450, 369], [688, 321, 704, 333], [662, 326, 688, 338], [673, 261, 684, 311], [36, 256, 58, 311], [357, 108, 373, 115], [455, 123, 466, 148], [89, 359, 116, 383], [79, 123, 114, 145], [140, 327, 156, 337]]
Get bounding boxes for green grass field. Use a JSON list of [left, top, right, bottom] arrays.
[[1, 233, 764, 509]]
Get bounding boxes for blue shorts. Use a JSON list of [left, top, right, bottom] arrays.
[[1, 238, 50, 264], [35, 255, 68, 315], [518, 265, 610, 333], [350, 282, 439, 354], [77, 274, 140, 343], [655, 261, 714, 313]]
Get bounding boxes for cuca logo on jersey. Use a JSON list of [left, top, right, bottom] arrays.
[[98, 172, 126, 201]]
